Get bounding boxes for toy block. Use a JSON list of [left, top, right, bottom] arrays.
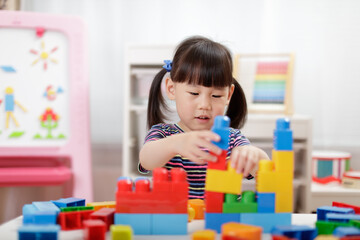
[[333, 227, 360, 237], [314, 236, 340, 240], [275, 172, 293, 213], [240, 213, 291, 233], [58, 210, 94, 230], [272, 150, 294, 172], [110, 225, 133, 240], [18, 224, 60, 240], [257, 192, 275, 213], [350, 220, 360, 229], [87, 201, 116, 211], [205, 162, 242, 195], [116, 167, 188, 214], [188, 199, 205, 219], [273, 118, 293, 151], [188, 206, 195, 222], [223, 191, 257, 213], [256, 160, 276, 192], [222, 222, 262, 240], [340, 236, 360, 240], [222, 236, 248, 240], [83, 219, 106, 240], [271, 225, 317, 240], [192, 229, 216, 240], [211, 115, 230, 150], [333, 202, 360, 214], [90, 207, 115, 230], [208, 150, 227, 170], [152, 213, 187, 235], [273, 235, 297, 240], [205, 191, 224, 213], [22, 202, 59, 225], [60, 206, 94, 212], [205, 213, 241, 233], [114, 213, 151, 235], [326, 213, 360, 223], [51, 197, 85, 208], [317, 206, 355, 221], [316, 221, 352, 235]]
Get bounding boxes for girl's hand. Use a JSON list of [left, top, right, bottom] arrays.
[[230, 145, 268, 177], [174, 131, 222, 165]]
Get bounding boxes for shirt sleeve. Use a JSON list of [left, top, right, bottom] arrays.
[[138, 124, 167, 174]]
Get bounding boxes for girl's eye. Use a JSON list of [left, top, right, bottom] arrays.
[[189, 92, 199, 96], [212, 95, 222, 98]]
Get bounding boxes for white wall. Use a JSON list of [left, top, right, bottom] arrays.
[[21, 0, 360, 148]]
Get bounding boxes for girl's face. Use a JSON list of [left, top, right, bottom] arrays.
[[166, 79, 234, 132]]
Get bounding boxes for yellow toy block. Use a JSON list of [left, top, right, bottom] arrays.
[[111, 224, 133, 240], [275, 172, 293, 212], [256, 160, 276, 192], [192, 229, 216, 240], [87, 201, 116, 211], [315, 235, 339, 240], [272, 149, 294, 172], [205, 162, 242, 195], [222, 222, 262, 240]]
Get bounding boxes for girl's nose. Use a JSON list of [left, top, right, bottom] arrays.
[[198, 96, 211, 110]]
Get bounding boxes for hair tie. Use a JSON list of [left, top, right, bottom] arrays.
[[163, 60, 172, 72]]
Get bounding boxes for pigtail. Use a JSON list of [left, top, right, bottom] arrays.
[[226, 78, 248, 129], [147, 68, 168, 129]]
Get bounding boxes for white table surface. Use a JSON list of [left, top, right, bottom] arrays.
[[0, 214, 317, 240]]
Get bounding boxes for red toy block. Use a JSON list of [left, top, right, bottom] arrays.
[[205, 191, 224, 213], [272, 235, 296, 240], [340, 237, 360, 240], [116, 167, 188, 214], [58, 210, 94, 230], [208, 150, 227, 170], [90, 208, 115, 230], [333, 202, 360, 214], [83, 219, 106, 240], [222, 236, 247, 240]]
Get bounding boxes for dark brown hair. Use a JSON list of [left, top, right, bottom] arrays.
[[147, 36, 247, 129]]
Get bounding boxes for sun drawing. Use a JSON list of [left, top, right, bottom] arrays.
[[30, 41, 59, 70]]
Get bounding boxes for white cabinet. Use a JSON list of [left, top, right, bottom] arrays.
[[122, 45, 313, 213]]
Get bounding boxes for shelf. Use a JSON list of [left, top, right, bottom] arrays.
[[311, 182, 360, 195]]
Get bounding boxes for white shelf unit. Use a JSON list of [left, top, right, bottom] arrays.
[[122, 45, 175, 178], [123, 45, 314, 213]]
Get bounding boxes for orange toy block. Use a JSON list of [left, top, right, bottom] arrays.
[[87, 201, 116, 211], [192, 229, 216, 240], [188, 199, 205, 219], [272, 150, 294, 172], [256, 160, 276, 192], [205, 162, 242, 195], [222, 222, 262, 240]]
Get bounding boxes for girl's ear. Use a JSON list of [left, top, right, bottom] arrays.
[[165, 78, 176, 100], [226, 84, 235, 105]]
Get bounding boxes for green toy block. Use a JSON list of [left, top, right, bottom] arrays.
[[316, 220, 351, 235], [60, 206, 94, 212], [223, 191, 257, 213], [350, 219, 360, 229]]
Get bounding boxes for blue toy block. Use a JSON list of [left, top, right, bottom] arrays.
[[333, 226, 360, 237], [257, 192, 275, 213], [22, 202, 59, 225], [114, 213, 151, 235], [273, 118, 293, 151], [271, 225, 317, 240], [18, 224, 60, 240], [205, 213, 240, 233], [240, 213, 291, 233], [0, 65, 16, 72], [211, 116, 230, 150], [326, 213, 360, 223], [152, 214, 187, 235], [51, 197, 85, 208], [317, 206, 355, 221]]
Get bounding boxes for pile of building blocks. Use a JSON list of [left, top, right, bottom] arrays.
[[115, 167, 188, 235], [315, 202, 360, 239], [19, 197, 131, 240], [204, 116, 293, 233], [188, 199, 205, 222]]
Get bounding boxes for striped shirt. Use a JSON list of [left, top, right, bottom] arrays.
[[138, 123, 250, 199]]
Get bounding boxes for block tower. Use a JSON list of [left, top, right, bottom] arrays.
[[204, 116, 294, 233]]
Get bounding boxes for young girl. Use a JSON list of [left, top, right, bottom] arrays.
[[139, 36, 269, 199]]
